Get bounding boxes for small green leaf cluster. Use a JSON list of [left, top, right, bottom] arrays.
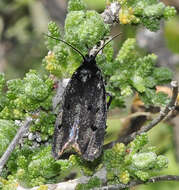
[[29, 111, 56, 141], [27, 146, 61, 180], [44, 21, 69, 77], [75, 177, 102, 190], [96, 42, 115, 76], [65, 10, 109, 53], [103, 133, 168, 184], [117, 0, 176, 31], [0, 70, 54, 120], [69, 154, 102, 176], [103, 143, 128, 184], [0, 70, 59, 188], [73, 134, 168, 187], [45, 21, 62, 50], [67, 0, 87, 12], [0, 176, 19, 190], [108, 38, 172, 107], [2, 146, 72, 188]]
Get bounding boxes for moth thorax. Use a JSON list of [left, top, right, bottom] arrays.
[[79, 69, 92, 83]]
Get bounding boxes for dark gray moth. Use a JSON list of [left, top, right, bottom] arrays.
[[47, 34, 120, 161]]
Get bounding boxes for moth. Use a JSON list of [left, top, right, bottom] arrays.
[[47, 34, 120, 161]]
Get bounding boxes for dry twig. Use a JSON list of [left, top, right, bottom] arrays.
[[15, 174, 179, 190], [101, 2, 120, 24], [0, 117, 33, 175], [93, 175, 179, 190]]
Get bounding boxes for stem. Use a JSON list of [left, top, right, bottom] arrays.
[[0, 117, 33, 175], [93, 175, 179, 190]]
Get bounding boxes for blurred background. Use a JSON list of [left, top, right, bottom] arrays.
[[0, 0, 179, 189]]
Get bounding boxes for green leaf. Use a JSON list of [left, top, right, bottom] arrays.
[[154, 91, 169, 106], [132, 74, 145, 92], [67, 0, 86, 12], [132, 152, 157, 170], [46, 21, 61, 50], [153, 67, 173, 84], [139, 88, 156, 105], [144, 77, 157, 88]]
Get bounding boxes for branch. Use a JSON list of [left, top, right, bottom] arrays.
[[15, 174, 179, 189], [16, 168, 106, 190], [121, 111, 152, 121], [17, 178, 88, 190], [0, 117, 33, 175], [104, 81, 178, 149], [93, 175, 179, 190], [101, 2, 121, 24]]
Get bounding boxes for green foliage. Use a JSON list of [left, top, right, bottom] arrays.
[[155, 155, 168, 169], [153, 67, 173, 84], [117, 0, 176, 31], [132, 152, 157, 170], [46, 22, 62, 51], [0, 176, 19, 190], [24, 72, 50, 101], [140, 89, 170, 106], [65, 11, 109, 51], [28, 146, 61, 179], [2, 146, 73, 188], [103, 134, 168, 184], [75, 177, 102, 190], [163, 6, 177, 20], [69, 154, 102, 176], [0, 71, 57, 188], [108, 38, 172, 107], [29, 111, 55, 138], [68, 0, 87, 12], [0, 70, 54, 119], [44, 9, 109, 77], [74, 133, 169, 187]]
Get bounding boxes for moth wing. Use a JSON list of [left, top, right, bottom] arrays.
[[52, 69, 83, 159], [52, 64, 107, 161], [76, 66, 107, 161]]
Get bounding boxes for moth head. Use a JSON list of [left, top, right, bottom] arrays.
[[83, 54, 96, 65]]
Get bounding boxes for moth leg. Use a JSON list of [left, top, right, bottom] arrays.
[[106, 92, 112, 110]]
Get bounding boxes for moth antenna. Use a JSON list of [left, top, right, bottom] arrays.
[[94, 33, 122, 58], [44, 34, 86, 60]]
